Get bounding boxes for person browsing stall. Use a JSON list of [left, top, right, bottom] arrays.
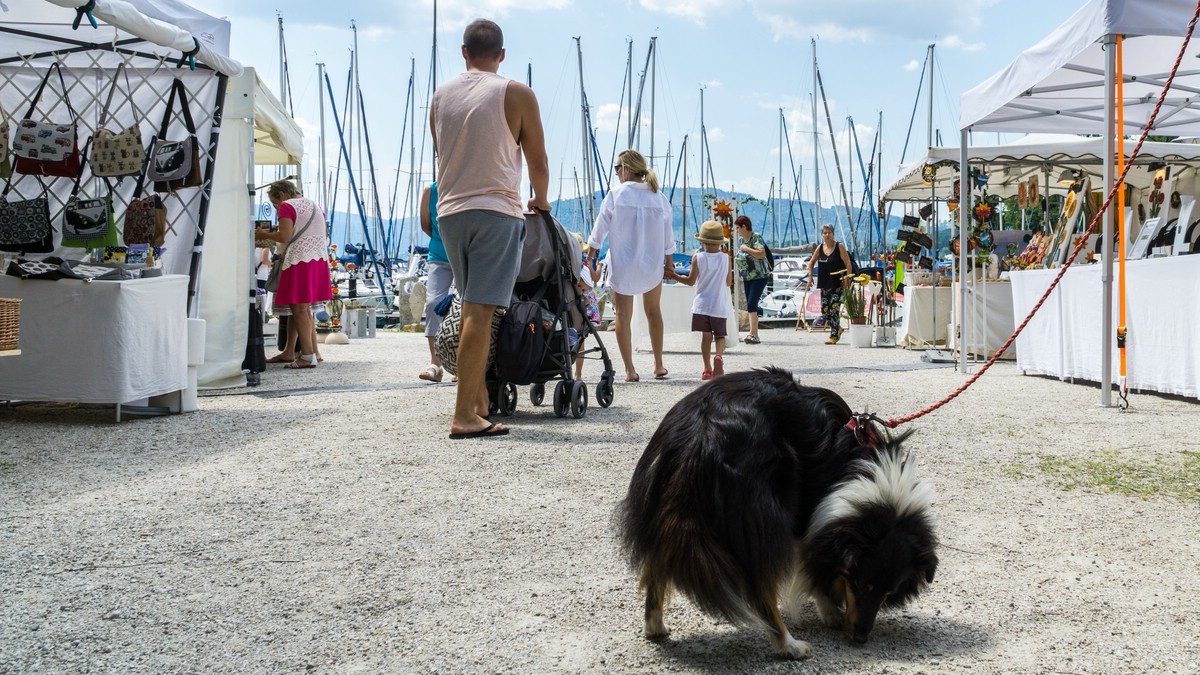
[[418, 182, 454, 383], [431, 18, 550, 439], [257, 179, 332, 368]]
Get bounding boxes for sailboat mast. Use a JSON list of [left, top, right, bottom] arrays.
[[681, 135, 688, 245], [408, 57, 417, 257], [318, 61, 328, 208], [812, 39, 821, 229], [574, 37, 595, 226], [700, 87, 706, 199], [627, 39, 634, 149], [777, 107, 783, 244], [431, 0, 438, 181], [650, 37, 657, 170]]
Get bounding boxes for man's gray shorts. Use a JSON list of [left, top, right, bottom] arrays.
[[439, 209, 525, 307]]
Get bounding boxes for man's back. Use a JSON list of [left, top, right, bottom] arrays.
[[432, 72, 523, 220]]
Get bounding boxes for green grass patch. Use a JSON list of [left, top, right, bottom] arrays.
[[1015, 449, 1200, 503]]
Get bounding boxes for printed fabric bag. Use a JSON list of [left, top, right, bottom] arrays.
[[0, 97, 10, 177], [11, 62, 81, 179], [433, 298, 504, 376], [147, 78, 201, 192], [122, 151, 168, 247], [0, 173, 54, 254], [60, 138, 119, 250], [90, 63, 146, 179]]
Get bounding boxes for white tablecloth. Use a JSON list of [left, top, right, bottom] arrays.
[[953, 281, 1017, 360], [1010, 256, 1200, 400], [0, 274, 189, 404], [898, 286, 953, 347]]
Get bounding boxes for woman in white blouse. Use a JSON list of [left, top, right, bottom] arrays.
[[586, 150, 676, 382]]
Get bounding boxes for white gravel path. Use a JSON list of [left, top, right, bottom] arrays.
[[2, 324, 1199, 673]]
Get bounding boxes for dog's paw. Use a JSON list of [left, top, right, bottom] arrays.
[[778, 636, 812, 659], [644, 617, 671, 640]]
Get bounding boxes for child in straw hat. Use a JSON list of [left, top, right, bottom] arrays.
[[666, 221, 733, 380]]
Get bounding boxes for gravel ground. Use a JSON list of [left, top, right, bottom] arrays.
[[2, 323, 1199, 673]]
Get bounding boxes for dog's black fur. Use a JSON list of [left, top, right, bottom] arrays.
[[616, 367, 938, 659]]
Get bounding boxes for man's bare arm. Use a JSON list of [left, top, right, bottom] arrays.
[[506, 82, 550, 212]]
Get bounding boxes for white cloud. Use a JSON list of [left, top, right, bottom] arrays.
[[640, 0, 735, 22], [747, 0, 991, 44], [939, 34, 985, 52], [903, 59, 920, 71], [593, 103, 625, 133], [708, 127, 726, 142]]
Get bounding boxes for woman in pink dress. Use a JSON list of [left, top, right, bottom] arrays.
[[259, 180, 333, 368]]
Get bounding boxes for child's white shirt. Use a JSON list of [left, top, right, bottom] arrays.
[[691, 250, 730, 318]]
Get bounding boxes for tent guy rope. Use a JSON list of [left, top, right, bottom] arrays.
[[876, 0, 1200, 429]]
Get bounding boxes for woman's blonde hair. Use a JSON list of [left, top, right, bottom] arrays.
[[267, 179, 301, 202], [617, 149, 659, 192]]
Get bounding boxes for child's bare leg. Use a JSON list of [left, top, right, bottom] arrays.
[[715, 336, 726, 357], [574, 337, 586, 380], [700, 332, 713, 372]]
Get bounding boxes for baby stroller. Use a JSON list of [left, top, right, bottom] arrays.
[[486, 210, 616, 419]]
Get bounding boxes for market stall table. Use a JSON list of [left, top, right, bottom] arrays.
[[1009, 255, 1200, 400], [898, 285, 954, 348], [952, 280, 1017, 360], [0, 274, 189, 417]]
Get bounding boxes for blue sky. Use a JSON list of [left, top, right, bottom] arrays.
[[189, 0, 1082, 225]]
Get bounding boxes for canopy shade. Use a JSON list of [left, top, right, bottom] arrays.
[[883, 134, 1200, 201], [251, 71, 304, 166], [960, 0, 1200, 134], [3, 0, 241, 77]]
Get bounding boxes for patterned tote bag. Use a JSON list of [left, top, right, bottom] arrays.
[[11, 62, 81, 179], [147, 78, 202, 192], [90, 63, 146, 179]]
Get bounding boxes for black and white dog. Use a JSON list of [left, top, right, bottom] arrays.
[[616, 367, 938, 659]]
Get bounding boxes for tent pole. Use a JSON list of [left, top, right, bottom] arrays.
[[959, 130, 969, 373], [1101, 34, 1117, 408], [188, 72, 230, 317]]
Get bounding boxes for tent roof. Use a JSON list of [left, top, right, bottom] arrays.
[[2, 0, 241, 77], [251, 71, 303, 166], [959, 0, 1200, 134], [882, 134, 1200, 201]]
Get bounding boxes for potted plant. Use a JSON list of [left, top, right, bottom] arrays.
[[842, 277, 873, 347]]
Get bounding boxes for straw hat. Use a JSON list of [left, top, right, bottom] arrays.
[[571, 231, 589, 253], [695, 220, 728, 245]]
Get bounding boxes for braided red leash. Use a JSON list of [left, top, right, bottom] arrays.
[[883, 2, 1200, 429]]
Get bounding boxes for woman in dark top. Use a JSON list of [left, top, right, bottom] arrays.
[[806, 224, 854, 344]]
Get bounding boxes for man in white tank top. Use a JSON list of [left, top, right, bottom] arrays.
[[431, 18, 550, 439]]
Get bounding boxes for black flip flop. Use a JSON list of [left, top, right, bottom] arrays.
[[448, 422, 510, 440]]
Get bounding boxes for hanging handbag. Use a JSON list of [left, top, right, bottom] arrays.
[[0, 169, 54, 254], [122, 147, 168, 247], [12, 62, 81, 178], [264, 206, 317, 293], [147, 79, 202, 192], [90, 63, 146, 179], [60, 138, 119, 250], [0, 97, 10, 177]]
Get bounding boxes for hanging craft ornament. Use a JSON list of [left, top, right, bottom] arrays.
[[1027, 175, 1039, 206], [921, 163, 936, 186], [1018, 182, 1028, 210]]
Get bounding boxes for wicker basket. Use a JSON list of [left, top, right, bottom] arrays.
[[0, 297, 20, 351]]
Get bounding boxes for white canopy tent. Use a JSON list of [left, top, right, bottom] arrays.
[[884, 134, 1200, 202], [1, 0, 303, 391], [957, 0, 1200, 406]]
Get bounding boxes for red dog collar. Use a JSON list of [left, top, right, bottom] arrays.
[[845, 415, 880, 450]]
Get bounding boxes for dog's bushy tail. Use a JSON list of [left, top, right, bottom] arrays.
[[616, 368, 802, 628]]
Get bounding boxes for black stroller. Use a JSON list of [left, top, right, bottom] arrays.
[[486, 211, 616, 419]]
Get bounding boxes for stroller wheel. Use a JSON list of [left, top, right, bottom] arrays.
[[595, 375, 614, 408], [570, 380, 588, 419], [553, 380, 571, 418], [498, 382, 518, 416], [530, 382, 545, 406]]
